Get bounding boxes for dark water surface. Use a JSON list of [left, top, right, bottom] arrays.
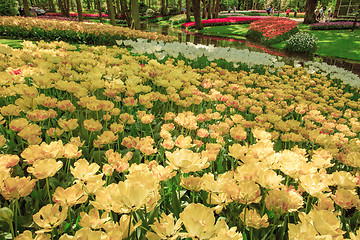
[[140, 23, 360, 76]]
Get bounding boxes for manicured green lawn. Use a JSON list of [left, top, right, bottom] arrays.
[[199, 24, 249, 40], [0, 39, 23, 48], [198, 23, 360, 62], [299, 24, 360, 61]]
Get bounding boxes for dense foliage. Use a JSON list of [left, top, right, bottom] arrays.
[[0, 0, 17, 16]]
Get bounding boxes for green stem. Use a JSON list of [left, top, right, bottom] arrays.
[[127, 211, 132, 238], [46, 178, 52, 203], [13, 199, 18, 237], [305, 195, 312, 213], [68, 208, 74, 234], [243, 206, 247, 233], [7, 220, 15, 239]]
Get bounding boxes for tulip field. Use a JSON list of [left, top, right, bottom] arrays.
[[0, 16, 360, 240]]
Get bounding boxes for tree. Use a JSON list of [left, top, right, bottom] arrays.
[[23, 0, 31, 16], [185, 0, 190, 22], [160, 0, 166, 15], [95, 0, 103, 23], [304, 0, 318, 23], [106, 0, 117, 25], [131, 0, 141, 29], [120, 0, 131, 26], [115, 0, 121, 18], [85, 0, 91, 10], [75, 0, 84, 21], [213, 0, 219, 18], [192, 0, 203, 30], [58, 0, 70, 17]]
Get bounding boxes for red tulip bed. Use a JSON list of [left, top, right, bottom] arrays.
[[247, 17, 299, 45]]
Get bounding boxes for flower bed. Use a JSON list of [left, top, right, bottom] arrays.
[[120, 38, 360, 87], [247, 17, 298, 45], [46, 12, 110, 18], [0, 16, 176, 45], [0, 39, 360, 239], [37, 15, 90, 22], [309, 21, 360, 30], [182, 16, 264, 28], [119, 38, 286, 69]]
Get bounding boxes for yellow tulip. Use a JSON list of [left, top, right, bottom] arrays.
[[33, 204, 68, 233], [165, 148, 209, 173], [27, 159, 63, 179]]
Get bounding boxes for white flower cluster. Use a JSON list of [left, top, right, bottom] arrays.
[[303, 61, 360, 87], [117, 38, 283, 68], [286, 32, 317, 53], [117, 38, 359, 88]]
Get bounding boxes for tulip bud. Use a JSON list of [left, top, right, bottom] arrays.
[[0, 207, 13, 222]]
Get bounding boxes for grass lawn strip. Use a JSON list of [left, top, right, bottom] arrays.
[[0, 39, 23, 48]]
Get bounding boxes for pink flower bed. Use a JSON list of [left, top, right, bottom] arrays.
[[46, 12, 109, 18], [37, 15, 90, 22], [182, 16, 265, 28]]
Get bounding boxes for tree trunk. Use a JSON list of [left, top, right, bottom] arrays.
[[66, 0, 70, 16], [75, 0, 84, 21], [160, 0, 166, 15], [58, 0, 65, 16], [214, 0, 219, 18], [58, 0, 70, 16], [304, 0, 318, 24], [192, 0, 202, 30], [352, 13, 359, 32], [202, 0, 207, 19], [211, 0, 215, 18], [95, 0, 103, 23], [86, 0, 91, 10], [48, 0, 56, 12], [23, 0, 31, 16], [207, 0, 211, 18], [120, 0, 131, 26], [178, 0, 182, 14], [106, 0, 117, 25], [131, 0, 141, 29], [165, 0, 168, 15], [71, 0, 75, 11], [185, 0, 191, 22], [115, 0, 121, 18]]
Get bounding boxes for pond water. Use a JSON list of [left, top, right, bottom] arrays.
[[140, 23, 360, 76]]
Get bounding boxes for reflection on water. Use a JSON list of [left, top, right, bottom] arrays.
[[140, 23, 360, 76]]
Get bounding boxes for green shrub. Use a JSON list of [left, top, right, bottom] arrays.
[[0, 0, 17, 16], [285, 32, 317, 55]]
